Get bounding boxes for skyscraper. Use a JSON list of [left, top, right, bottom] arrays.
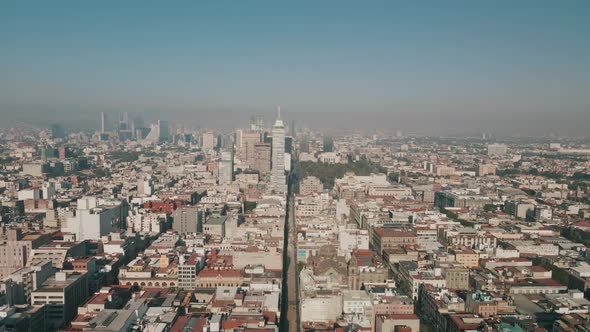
[[158, 120, 169, 143], [323, 136, 334, 152], [254, 143, 271, 174], [270, 107, 287, 193], [218, 151, 233, 185], [240, 132, 261, 168], [100, 112, 106, 133], [202, 132, 216, 152]]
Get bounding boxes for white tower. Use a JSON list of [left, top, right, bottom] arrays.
[[270, 106, 287, 193]]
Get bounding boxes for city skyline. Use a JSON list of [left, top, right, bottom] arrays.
[[1, 1, 589, 135]]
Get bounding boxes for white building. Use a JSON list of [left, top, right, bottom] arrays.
[[217, 151, 233, 185], [270, 108, 287, 194], [18, 188, 40, 201], [342, 290, 372, 314], [63, 197, 127, 241], [301, 293, 342, 323], [339, 229, 370, 255]]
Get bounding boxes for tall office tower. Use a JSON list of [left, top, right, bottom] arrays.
[[284, 136, 293, 154], [250, 114, 265, 133], [290, 120, 296, 138], [202, 132, 216, 152], [323, 136, 334, 152], [157, 120, 169, 143], [240, 132, 261, 168], [487, 143, 508, 156], [254, 143, 271, 174], [100, 112, 106, 133], [235, 129, 243, 154], [218, 151, 233, 185], [300, 135, 310, 153], [270, 107, 287, 193], [123, 112, 129, 128], [219, 133, 234, 151], [145, 123, 160, 143], [51, 124, 65, 139]]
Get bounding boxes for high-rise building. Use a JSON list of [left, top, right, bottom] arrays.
[[123, 112, 129, 129], [202, 132, 216, 152], [51, 124, 65, 139], [218, 151, 233, 185], [285, 136, 293, 154], [0, 229, 51, 278], [240, 132, 261, 167], [100, 112, 106, 133], [254, 143, 271, 174], [300, 136, 310, 153], [158, 120, 169, 143], [144, 123, 159, 143], [270, 107, 287, 193], [323, 136, 334, 152], [250, 114, 264, 133]]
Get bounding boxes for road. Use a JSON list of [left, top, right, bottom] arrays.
[[280, 173, 300, 331]]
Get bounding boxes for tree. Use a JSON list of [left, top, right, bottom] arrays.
[[483, 204, 497, 212], [244, 201, 257, 212]]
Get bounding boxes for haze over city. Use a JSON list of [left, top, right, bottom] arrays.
[[1, 1, 589, 135]]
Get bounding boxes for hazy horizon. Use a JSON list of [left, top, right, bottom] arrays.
[[1, 1, 589, 135]]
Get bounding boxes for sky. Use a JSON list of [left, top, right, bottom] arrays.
[[1, 1, 589, 135]]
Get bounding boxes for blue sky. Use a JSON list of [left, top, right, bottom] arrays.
[[0, 1, 589, 131]]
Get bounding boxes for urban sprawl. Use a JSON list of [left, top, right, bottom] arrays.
[[1, 111, 590, 332]]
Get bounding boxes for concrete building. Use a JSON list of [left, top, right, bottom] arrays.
[[253, 143, 271, 174], [202, 132, 216, 152], [348, 249, 389, 290], [137, 177, 153, 196], [342, 290, 372, 314], [31, 271, 89, 330], [63, 197, 128, 241], [372, 227, 417, 255], [301, 293, 342, 325], [0, 229, 51, 278], [505, 200, 535, 219], [172, 207, 200, 234], [487, 143, 508, 156], [299, 176, 323, 195], [441, 265, 470, 290], [177, 253, 202, 289], [203, 215, 227, 239], [217, 151, 233, 185], [22, 163, 47, 177], [240, 132, 261, 168], [478, 163, 496, 176], [0, 260, 54, 306]]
